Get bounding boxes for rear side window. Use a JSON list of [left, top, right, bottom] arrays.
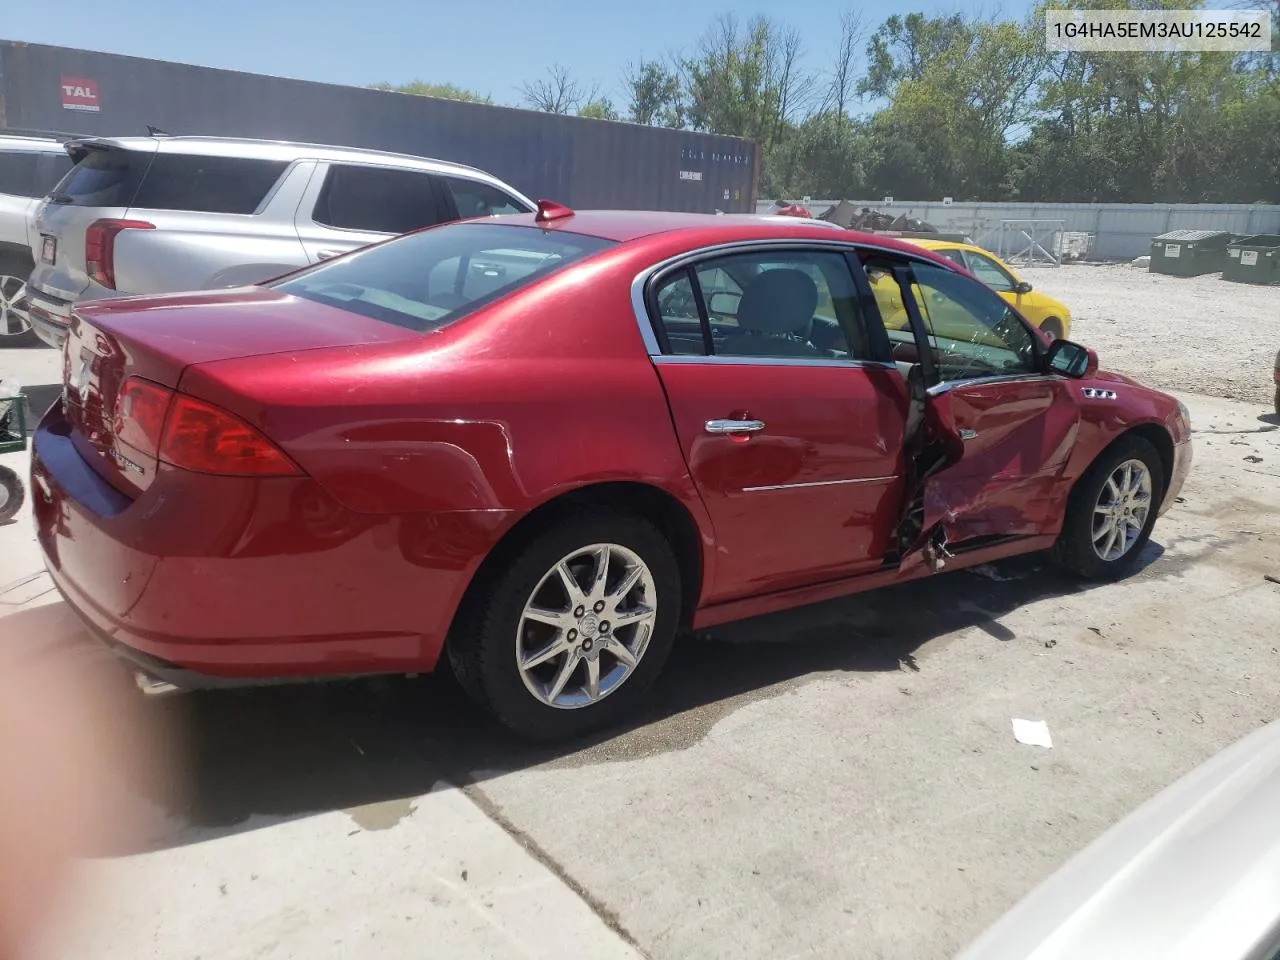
[[50, 148, 145, 206], [271, 222, 614, 332], [313, 164, 446, 235], [0, 152, 42, 197], [130, 154, 288, 214], [440, 176, 528, 218], [50, 148, 284, 213]]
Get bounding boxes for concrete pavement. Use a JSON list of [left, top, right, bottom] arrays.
[[2, 338, 1279, 959]]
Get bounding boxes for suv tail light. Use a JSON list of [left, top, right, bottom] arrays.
[[112, 378, 300, 477], [85, 219, 154, 289]]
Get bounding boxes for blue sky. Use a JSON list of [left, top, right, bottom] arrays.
[[6, 0, 1037, 111]]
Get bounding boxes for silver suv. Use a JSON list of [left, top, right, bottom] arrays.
[[25, 135, 536, 349], [0, 131, 74, 344]]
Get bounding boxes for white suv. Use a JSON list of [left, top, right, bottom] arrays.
[[26, 135, 536, 350], [0, 132, 74, 345]]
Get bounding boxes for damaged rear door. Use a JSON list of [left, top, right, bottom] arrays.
[[858, 252, 1081, 574]]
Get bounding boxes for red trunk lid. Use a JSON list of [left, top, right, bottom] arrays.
[[63, 288, 419, 497]]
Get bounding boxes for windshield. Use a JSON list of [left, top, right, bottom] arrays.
[[270, 221, 615, 331]]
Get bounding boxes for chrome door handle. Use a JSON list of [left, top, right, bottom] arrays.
[[705, 418, 765, 435], [316, 249, 342, 261]]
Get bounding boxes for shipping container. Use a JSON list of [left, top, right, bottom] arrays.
[[0, 40, 758, 213]]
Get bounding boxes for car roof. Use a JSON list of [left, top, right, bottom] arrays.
[[0, 133, 68, 152], [62, 135, 505, 181], [485, 210, 935, 255], [908, 238, 972, 252], [957, 717, 1280, 960]]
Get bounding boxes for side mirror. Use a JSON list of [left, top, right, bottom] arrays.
[[707, 291, 741, 316], [1014, 281, 1033, 294], [1045, 338, 1098, 379]]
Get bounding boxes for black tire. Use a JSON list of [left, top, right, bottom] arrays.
[[1052, 435, 1164, 580], [1039, 317, 1064, 341], [1274, 386, 1279, 420], [448, 507, 682, 742], [0, 465, 24, 523], [0, 252, 40, 348]]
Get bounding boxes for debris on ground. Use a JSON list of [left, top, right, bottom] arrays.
[[1244, 455, 1264, 463], [1264, 574, 1280, 586], [1012, 719, 1054, 748], [968, 563, 1020, 582]]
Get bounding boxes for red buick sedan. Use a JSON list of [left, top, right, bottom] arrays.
[[30, 204, 1192, 740]]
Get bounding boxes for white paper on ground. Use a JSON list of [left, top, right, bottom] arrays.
[[1012, 718, 1053, 748]]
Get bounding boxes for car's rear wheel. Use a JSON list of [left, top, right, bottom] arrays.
[[1052, 436, 1164, 580], [1039, 317, 1064, 341], [448, 508, 681, 741], [0, 254, 39, 347]]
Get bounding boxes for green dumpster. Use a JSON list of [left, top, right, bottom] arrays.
[[1148, 229, 1237, 277], [1224, 235, 1280, 285]]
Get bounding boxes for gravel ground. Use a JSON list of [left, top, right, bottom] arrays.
[[1026, 263, 1279, 405]]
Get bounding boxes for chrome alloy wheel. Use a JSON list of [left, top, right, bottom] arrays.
[[516, 543, 658, 709], [0, 274, 31, 338], [1092, 458, 1153, 562]]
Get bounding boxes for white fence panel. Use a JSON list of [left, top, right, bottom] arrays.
[[758, 200, 1280, 261]]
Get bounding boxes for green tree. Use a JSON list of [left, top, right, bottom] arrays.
[[578, 98, 620, 121], [681, 14, 813, 151], [858, 12, 972, 100], [623, 60, 685, 127], [368, 80, 492, 104]]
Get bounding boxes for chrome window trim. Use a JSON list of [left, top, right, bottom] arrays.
[[628, 237, 944, 361], [928, 373, 1066, 396], [654, 355, 898, 371], [742, 475, 899, 493]]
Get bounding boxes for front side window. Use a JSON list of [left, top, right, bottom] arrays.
[[933, 248, 967, 269], [650, 249, 871, 362], [962, 250, 1016, 292], [903, 261, 1037, 381], [314, 164, 446, 235], [441, 176, 528, 218], [272, 222, 614, 332]]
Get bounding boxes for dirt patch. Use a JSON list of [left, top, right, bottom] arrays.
[[1029, 263, 1278, 405]]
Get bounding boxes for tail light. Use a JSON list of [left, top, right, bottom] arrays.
[[160, 393, 300, 477], [113, 378, 171, 455], [85, 219, 154, 289], [112, 377, 300, 477]]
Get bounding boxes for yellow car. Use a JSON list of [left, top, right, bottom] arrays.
[[907, 239, 1072, 341]]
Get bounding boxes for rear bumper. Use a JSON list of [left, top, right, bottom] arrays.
[[31, 401, 504, 684], [26, 281, 128, 350], [26, 287, 73, 349]]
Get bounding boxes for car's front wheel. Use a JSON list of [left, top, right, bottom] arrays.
[[448, 507, 682, 741], [1039, 317, 1064, 341], [1052, 435, 1164, 580]]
